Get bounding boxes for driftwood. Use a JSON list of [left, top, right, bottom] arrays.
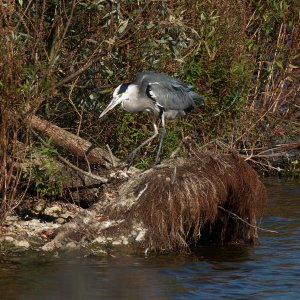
[[30, 115, 119, 169], [42, 152, 267, 253]]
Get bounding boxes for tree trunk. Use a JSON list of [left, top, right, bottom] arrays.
[[30, 115, 119, 169]]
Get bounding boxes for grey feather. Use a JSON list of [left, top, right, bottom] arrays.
[[134, 71, 203, 112]]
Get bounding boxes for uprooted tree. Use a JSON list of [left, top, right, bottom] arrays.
[[41, 150, 267, 252], [26, 116, 267, 251]]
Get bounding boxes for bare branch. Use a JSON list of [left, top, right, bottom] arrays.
[[218, 206, 278, 234]]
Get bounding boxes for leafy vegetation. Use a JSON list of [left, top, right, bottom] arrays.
[[23, 140, 63, 199], [0, 0, 299, 220]]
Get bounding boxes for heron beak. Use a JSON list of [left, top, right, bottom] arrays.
[[99, 95, 122, 119]]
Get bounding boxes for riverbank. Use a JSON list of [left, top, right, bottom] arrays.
[[0, 200, 80, 252]]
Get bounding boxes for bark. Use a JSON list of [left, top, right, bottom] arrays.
[[30, 115, 119, 169]]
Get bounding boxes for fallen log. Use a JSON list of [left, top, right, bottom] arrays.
[[42, 152, 267, 253], [30, 115, 119, 169]]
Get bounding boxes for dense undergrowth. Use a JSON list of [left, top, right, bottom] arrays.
[[0, 0, 299, 221]]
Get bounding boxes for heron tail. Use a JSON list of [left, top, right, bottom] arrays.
[[189, 91, 205, 105]]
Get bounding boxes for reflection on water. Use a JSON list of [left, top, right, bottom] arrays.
[[0, 178, 299, 300]]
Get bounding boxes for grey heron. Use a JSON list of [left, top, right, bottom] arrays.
[[99, 71, 204, 163]]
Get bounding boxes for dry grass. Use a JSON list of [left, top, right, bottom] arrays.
[[106, 152, 267, 251]]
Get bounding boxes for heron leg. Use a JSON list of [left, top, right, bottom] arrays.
[[155, 113, 166, 164], [125, 122, 159, 163]]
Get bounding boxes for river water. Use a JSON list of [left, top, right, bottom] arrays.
[[0, 177, 299, 299]]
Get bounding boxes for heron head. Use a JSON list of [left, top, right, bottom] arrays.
[[99, 83, 129, 118]]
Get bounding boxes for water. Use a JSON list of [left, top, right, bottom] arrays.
[[0, 178, 299, 300]]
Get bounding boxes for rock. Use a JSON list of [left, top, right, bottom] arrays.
[[122, 237, 129, 245], [92, 236, 106, 244], [4, 215, 19, 225], [65, 241, 79, 250], [56, 218, 65, 224], [130, 230, 137, 237], [1, 236, 15, 243], [28, 219, 42, 226], [0, 236, 30, 249], [112, 240, 122, 246], [42, 241, 63, 252], [44, 205, 62, 216], [13, 240, 30, 249], [60, 212, 74, 220], [34, 199, 47, 212]]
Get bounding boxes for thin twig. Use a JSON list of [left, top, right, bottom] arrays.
[[218, 206, 278, 234], [49, 0, 77, 66], [68, 76, 82, 120], [55, 153, 108, 183], [136, 183, 148, 201], [32, 130, 108, 183], [171, 167, 177, 184], [106, 144, 116, 167]]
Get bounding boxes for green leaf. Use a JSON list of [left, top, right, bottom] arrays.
[[276, 61, 283, 69]]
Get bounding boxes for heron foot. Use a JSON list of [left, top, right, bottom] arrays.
[[153, 156, 161, 165]]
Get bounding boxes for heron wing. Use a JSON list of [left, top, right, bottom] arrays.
[[135, 71, 198, 111]]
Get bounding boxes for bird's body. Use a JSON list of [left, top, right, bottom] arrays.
[[100, 71, 204, 163], [112, 71, 203, 118]]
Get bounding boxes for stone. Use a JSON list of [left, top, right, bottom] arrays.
[[2, 236, 15, 242], [56, 218, 65, 224], [65, 241, 79, 249], [44, 205, 62, 216], [112, 240, 122, 246], [122, 237, 129, 245], [5, 215, 19, 224], [60, 212, 74, 219], [42, 241, 63, 252], [28, 219, 42, 226], [92, 236, 106, 244], [13, 240, 30, 249], [130, 230, 137, 237], [34, 200, 47, 212]]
